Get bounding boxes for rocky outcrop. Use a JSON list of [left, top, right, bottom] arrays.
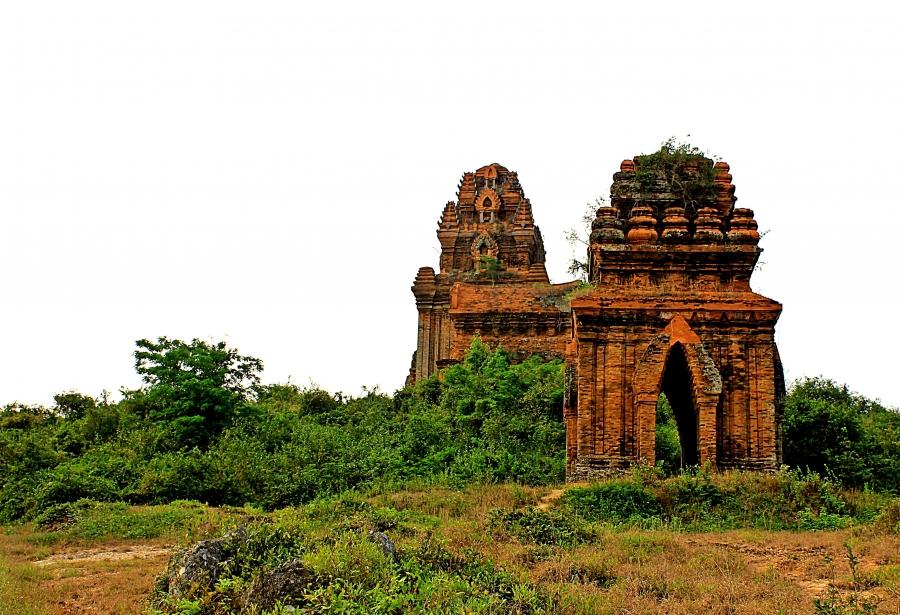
[[155, 527, 247, 600]]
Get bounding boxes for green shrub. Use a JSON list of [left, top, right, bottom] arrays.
[[32, 464, 118, 514], [654, 395, 682, 476], [784, 377, 899, 493], [871, 499, 900, 534], [488, 507, 592, 547], [33, 498, 97, 530], [31, 501, 212, 543], [136, 450, 217, 504], [564, 482, 664, 524], [152, 513, 559, 614]]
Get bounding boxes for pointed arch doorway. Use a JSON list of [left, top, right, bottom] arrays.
[[659, 342, 699, 468], [633, 316, 723, 468]]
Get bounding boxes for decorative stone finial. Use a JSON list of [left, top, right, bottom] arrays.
[[458, 172, 477, 205], [661, 206, 690, 243], [414, 267, 436, 286], [439, 201, 457, 229], [514, 198, 535, 227], [590, 207, 625, 244], [693, 207, 724, 243], [620, 159, 635, 173], [713, 161, 736, 215], [727, 208, 760, 244], [626, 205, 658, 244]]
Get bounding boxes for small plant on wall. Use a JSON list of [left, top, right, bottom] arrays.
[[477, 255, 504, 283], [463, 255, 511, 284]]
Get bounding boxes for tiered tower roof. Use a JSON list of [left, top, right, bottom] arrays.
[[588, 156, 762, 293]]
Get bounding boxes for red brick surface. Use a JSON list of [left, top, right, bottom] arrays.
[[409, 158, 783, 479], [566, 156, 783, 479], [409, 164, 575, 383]]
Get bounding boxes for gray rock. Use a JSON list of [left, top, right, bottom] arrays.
[[156, 527, 247, 600], [242, 559, 315, 611], [367, 530, 398, 563]]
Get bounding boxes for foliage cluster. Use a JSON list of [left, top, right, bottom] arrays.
[[31, 498, 218, 544], [633, 137, 719, 215], [0, 335, 897, 528], [653, 394, 682, 475], [783, 377, 899, 493], [0, 337, 565, 522], [562, 469, 894, 531], [488, 507, 594, 547]]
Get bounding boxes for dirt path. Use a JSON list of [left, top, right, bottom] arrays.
[[39, 544, 174, 615], [34, 545, 174, 567], [535, 483, 588, 510], [0, 537, 176, 615]]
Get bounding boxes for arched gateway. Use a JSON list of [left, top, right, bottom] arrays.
[[564, 156, 784, 479]]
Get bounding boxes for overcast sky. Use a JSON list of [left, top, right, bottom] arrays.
[[2, 1, 899, 408]]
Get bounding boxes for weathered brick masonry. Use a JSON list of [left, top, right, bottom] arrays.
[[566, 156, 784, 479], [409, 163, 577, 384], [410, 157, 783, 480]]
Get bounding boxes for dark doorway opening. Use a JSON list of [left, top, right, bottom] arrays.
[[660, 343, 699, 468]]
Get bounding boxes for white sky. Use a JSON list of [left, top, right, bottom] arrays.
[[2, 1, 899, 408]]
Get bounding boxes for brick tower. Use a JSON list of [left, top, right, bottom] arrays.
[[565, 155, 784, 479], [409, 163, 577, 384]]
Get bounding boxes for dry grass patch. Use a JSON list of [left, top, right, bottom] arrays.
[[371, 483, 548, 522], [1, 529, 173, 615]]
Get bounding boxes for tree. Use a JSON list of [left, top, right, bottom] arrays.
[[655, 394, 682, 475], [133, 337, 263, 448], [783, 377, 899, 493], [53, 391, 96, 420]]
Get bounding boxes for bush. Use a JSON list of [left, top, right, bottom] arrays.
[[871, 499, 900, 534], [136, 451, 217, 504], [34, 500, 212, 543], [153, 512, 560, 614], [563, 482, 664, 524], [784, 378, 899, 493], [31, 464, 118, 516], [654, 395, 682, 475], [33, 498, 98, 531], [488, 507, 592, 547]]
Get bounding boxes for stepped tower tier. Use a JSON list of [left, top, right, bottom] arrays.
[[436, 163, 547, 279], [409, 164, 576, 384]]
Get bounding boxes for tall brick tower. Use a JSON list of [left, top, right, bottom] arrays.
[[565, 155, 784, 479], [409, 163, 577, 384]]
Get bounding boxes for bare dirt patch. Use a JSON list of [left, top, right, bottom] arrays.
[[39, 545, 174, 615], [684, 534, 833, 596], [34, 545, 174, 567], [535, 483, 587, 510], [34, 545, 174, 568], [682, 531, 900, 609]]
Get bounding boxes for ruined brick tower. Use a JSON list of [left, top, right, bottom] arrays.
[[409, 163, 577, 383], [565, 155, 784, 479]]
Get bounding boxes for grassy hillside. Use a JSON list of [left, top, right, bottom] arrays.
[[2, 474, 897, 614], [1, 337, 898, 612]]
